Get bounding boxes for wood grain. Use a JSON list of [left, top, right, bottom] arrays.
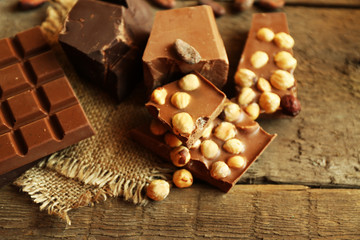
[[1, 184, 359, 239]]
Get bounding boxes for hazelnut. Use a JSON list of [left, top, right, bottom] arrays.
[[259, 92, 281, 113], [223, 138, 245, 154], [270, 70, 295, 90], [178, 74, 200, 91], [150, 119, 167, 136], [250, 51, 269, 69], [274, 32, 295, 49], [245, 103, 260, 120], [274, 51, 297, 70], [151, 87, 167, 105], [280, 95, 301, 116], [146, 180, 170, 201], [164, 133, 182, 147], [173, 169, 193, 188], [237, 87, 256, 106], [227, 156, 247, 169], [256, 77, 272, 92], [234, 68, 257, 88], [171, 92, 191, 109], [222, 102, 241, 122], [172, 112, 194, 135], [256, 27, 275, 42], [191, 139, 201, 149], [214, 122, 236, 141], [202, 121, 214, 139], [170, 146, 191, 167], [200, 140, 219, 159], [210, 161, 231, 179]]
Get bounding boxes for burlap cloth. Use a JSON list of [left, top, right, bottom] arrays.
[[14, 0, 174, 225]]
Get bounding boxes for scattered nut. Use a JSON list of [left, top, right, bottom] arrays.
[[201, 140, 219, 159], [170, 146, 191, 167], [223, 138, 245, 154], [234, 68, 257, 87], [274, 32, 295, 49], [151, 87, 167, 105], [257, 77, 272, 92], [202, 121, 214, 139], [172, 112, 194, 134], [150, 0, 176, 9], [173, 169, 193, 188], [280, 95, 301, 116], [256, 27, 275, 42], [250, 51, 269, 69], [259, 92, 281, 113], [258, 0, 285, 10], [245, 103, 260, 120], [227, 156, 247, 169], [191, 139, 201, 149], [214, 122, 236, 141], [164, 133, 182, 147], [210, 161, 231, 179], [233, 0, 254, 12], [270, 70, 295, 90], [198, 0, 226, 17], [274, 51, 297, 70], [178, 74, 200, 91], [174, 39, 201, 65], [171, 92, 191, 109], [222, 102, 242, 122], [146, 179, 170, 201], [237, 87, 256, 106], [150, 119, 167, 136]]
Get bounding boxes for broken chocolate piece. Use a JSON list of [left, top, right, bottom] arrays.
[[174, 39, 201, 65], [59, 0, 153, 102], [142, 6, 229, 94]]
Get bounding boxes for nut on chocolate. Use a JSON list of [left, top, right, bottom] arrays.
[[281, 95, 301, 116], [174, 39, 201, 65]]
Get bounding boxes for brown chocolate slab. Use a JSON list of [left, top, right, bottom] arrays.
[[146, 72, 226, 147], [0, 27, 94, 176]]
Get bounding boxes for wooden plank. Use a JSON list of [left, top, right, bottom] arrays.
[[1, 184, 360, 238]]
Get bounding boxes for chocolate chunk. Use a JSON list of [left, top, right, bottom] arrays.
[[0, 27, 94, 177], [59, 0, 153, 102], [233, 0, 254, 12], [198, 0, 226, 17], [143, 6, 229, 94], [174, 39, 201, 65], [146, 72, 226, 147]]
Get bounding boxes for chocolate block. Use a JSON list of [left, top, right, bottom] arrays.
[[131, 102, 276, 192], [234, 13, 301, 119], [0, 27, 94, 176], [142, 6, 229, 93], [146, 72, 226, 147], [59, 0, 153, 102]]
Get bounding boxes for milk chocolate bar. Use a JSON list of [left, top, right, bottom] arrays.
[[234, 13, 301, 120], [59, 0, 153, 102], [131, 102, 276, 192], [0, 27, 94, 176], [142, 6, 229, 93], [146, 72, 226, 147]]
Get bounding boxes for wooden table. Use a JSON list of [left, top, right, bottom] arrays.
[[1, 0, 359, 238]]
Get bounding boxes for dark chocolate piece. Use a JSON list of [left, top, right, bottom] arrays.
[[146, 72, 226, 147], [0, 27, 94, 176], [142, 6, 229, 94], [233, 13, 300, 119], [131, 104, 276, 192], [59, 0, 153, 102]]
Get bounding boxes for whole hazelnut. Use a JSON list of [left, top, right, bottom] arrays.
[[172, 112, 194, 134], [270, 70, 295, 90], [214, 122, 237, 141], [151, 87, 167, 105], [274, 32, 295, 49], [210, 161, 231, 179], [259, 92, 281, 113], [223, 138, 245, 154], [146, 180, 170, 201], [274, 51, 297, 70], [171, 92, 191, 109], [257, 77, 272, 92], [257, 27, 275, 42], [234, 68, 257, 88], [245, 102, 260, 120], [201, 140, 220, 159], [178, 74, 200, 91], [170, 146, 191, 167], [280, 95, 301, 116], [173, 169, 193, 188], [227, 156, 247, 169], [238, 87, 256, 106], [222, 102, 242, 122], [250, 51, 269, 69]]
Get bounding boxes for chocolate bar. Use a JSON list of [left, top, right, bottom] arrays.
[[0, 27, 94, 176], [234, 13, 301, 120], [142, 6, 229, 93], [131, 102, 276, 192], [59, 0, 153, 102], [146, 72, 226, 147]]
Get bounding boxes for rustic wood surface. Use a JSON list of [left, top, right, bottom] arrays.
[[0, 0, 360, 238]]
